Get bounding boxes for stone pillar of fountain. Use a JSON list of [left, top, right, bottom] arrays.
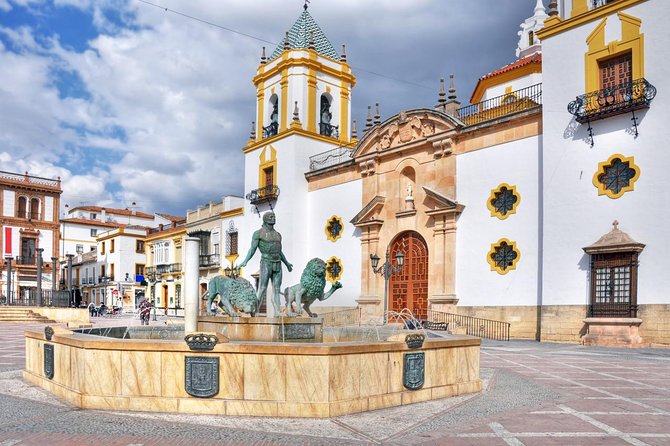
[[184, 237, 200, 334]]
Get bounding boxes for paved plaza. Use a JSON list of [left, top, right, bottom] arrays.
[[0, 317, 669, 445]]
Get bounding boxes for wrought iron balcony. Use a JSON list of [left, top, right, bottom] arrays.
[[245, 185, 280, 206], [263, 122, 278, 138], [319, 122, 339, 138], [567, 78, 656, 124], [15, 256, 36, 266], [309, 146, 354, 172], [199, 254, 220, 268], [457, 83, 542, 126]]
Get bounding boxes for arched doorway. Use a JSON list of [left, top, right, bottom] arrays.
[[389, 231, 428, 319]]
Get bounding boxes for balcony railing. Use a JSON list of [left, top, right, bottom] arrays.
[[0, 170, 61, 188], [567, 78, 656, 124], [199, 254, 220, 268], [145, 263, 182, 277], [319, 122, 339, 138], [309, 146, 353, 172], [14, 256, 36, 266], [263, 122, 278, 138], [246, 185, 280, 206], [588, 303, 638, 318], [457, 83, 542, 126]]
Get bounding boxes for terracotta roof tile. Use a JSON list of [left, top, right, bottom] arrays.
[[68, 205, 154, 219], [479, 53, 542, 81]]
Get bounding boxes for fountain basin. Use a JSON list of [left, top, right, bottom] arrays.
[[24, 328, 480, 418]]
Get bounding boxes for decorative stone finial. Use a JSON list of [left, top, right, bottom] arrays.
[[437, 78, 446, 105], [374, 103, 381, 125], [445, 74, 461, 117], [548, 0, 559, 17], [260, 46, 266, 64], [448, 74, 457, 100], [309, 31, 315, 50], [250, 121, 256, 139], [292, 101, 300, 122], [365, 105, 372, 131], [613, 220, 619, 230], [340, 44, 347, 62], [284, 31, 290, 50], [351, 119, 358, 139]]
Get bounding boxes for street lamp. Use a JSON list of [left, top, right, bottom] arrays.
[[370, 249, 405, 324]]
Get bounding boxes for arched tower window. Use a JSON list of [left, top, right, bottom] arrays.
[[30, 198, 40, 220], [264, 94, 279, 138], [319, 94, 338, 138], [17, 196, 27, 218]]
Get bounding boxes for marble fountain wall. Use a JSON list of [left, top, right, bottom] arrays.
[[23, 328, 481, 418]]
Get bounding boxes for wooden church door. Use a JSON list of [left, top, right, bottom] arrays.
[[389, 231, 429, 319]]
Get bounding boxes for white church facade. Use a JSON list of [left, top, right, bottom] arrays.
[[214, 0, 667, 345]]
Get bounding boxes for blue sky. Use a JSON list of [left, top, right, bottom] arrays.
[[0, 0, 535, 216]]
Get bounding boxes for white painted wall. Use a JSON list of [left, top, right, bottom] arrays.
[[306, 179, 362, 308], [541, 2, 670, 305], [44, 196, 54, 222], [456, 135, 541, 307]]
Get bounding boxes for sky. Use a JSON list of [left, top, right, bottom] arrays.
[[0, 0, 537, 216]]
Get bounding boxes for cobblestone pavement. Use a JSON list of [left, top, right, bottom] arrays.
[[0, 319, 669, 445]]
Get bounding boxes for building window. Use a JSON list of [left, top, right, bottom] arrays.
[[90, 213, 97, 220], [29, 198, 40, 220], [17, 196, 27, 218], [90, 228, 97, 237], [226, 221, 238, 257], [264, 167, 274, 187], [101, 242, 105, 255], [584, 221, 644, 318], [593, 154, 639, 199], [101, 265, 106, 278], [154, 241, 169, 265], [487, 238, 520, 274], [135, 264, 145, 276], [136, 240, 145, 253], [110, 239, 115, 253], [325, 215, 344, 242], [110, 263, 115, 281], [326, 256, 343, 283], [487, 183, 520, 219], [76, 244, 84, 254]]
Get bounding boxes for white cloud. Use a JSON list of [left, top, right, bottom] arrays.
[[0, 0, 535, 215]]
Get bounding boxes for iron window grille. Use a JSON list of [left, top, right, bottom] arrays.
[[589, 252, 638, 318]]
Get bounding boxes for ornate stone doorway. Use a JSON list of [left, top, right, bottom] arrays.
[[389, 231, 428, 319]]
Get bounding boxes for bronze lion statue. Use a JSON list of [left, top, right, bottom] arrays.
[[283, 258, 342, 317], [201, 275, 257, 317]]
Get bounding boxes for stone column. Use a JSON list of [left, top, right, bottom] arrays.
[[51, 257, 58, 291], [184, 237, 200, 334], [36, 248, 43, 307], [66, 254, 74, 307], [5, 257, 13, 304]]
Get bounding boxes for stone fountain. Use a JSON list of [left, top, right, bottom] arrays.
[[23, 213, 481, 417]]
